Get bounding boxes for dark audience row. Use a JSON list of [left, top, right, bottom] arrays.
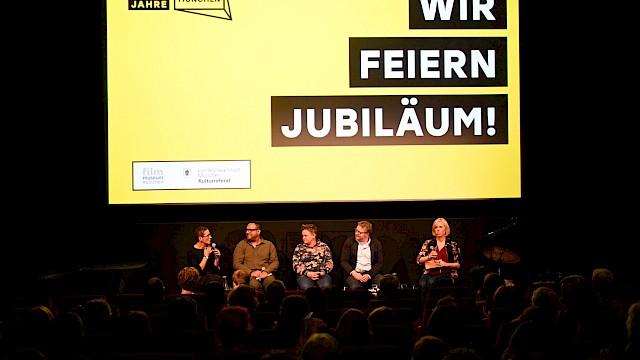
[[2, 266, 638, 360]]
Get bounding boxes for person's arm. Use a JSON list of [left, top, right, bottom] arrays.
[[292, 244, 305, 275], [264, 241, 279, 274], [199, 256, 209, 272], [213, 251, 220, 268], [416, 242, 429, 264], [369, 238, 384, 278], [340, 238, 355, 275], [185, 247, 205, 274], [233, 241, 252, 273], [207, 247, 222, 273], [443, 261, 461, 269], [323, 242, 334, 274], [417, 240, 439, 269], [442, 241, 462, 269]]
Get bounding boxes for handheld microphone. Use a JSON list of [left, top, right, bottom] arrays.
[[211, 243, 219, 258]]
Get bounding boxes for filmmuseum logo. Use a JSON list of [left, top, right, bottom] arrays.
[[141, 167, 164, 185], [128, 0, 232, 20]]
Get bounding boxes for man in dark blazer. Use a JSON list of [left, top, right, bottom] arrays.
[[340, 220, 384, 289]]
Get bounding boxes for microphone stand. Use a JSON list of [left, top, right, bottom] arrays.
[[497, 249, 504, 275]]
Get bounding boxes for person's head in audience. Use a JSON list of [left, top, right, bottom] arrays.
[[502, 319, 556, 360], [425, 304, 465, 347], [297, 315, 331, 353], [214, 305, 254, 351], [265, 279, 287, 307], [591, 267, 617, 303], [30, 305, 55, 322], [177, 266, 200, 294], [626, 301, 640, 357], [304, 285, 328, 312], [335, 308, 371, 346], [482, 271, 504, 314], [54, 311, 85, 338], [113, 310, 162, 355], [277, 294, 310, 329], [260, 353, 298, 360], [203, 280, 226, 312], [495, 303, 554, 354], [120, 310, 153, 337], [492, 284, 521, 309], [436, 294, 461, 308], [324, 284, 344, 309], [516, 305, 548, 323], [28, 305, 55, 335], [367, 305, 398, 326], [82, 298, 113, 335], [9, 347, 49, 360], [442, 347, 485, 360], [227, 283, 259, 313], [377, 273, 400, 299], [50, 311, 85, 357], [530, 286, 560, 320], [469, 265, 491, 297], [84, 298, 112, 318], [412, 335, 450, 360], [300, 332, 341, 360], [559, 274, 591, 313], [144, 276, 166, 303], [274, 294, 311, 348], [168, 295, 198, 331], [21, 305, 55, 353], [232, 269, 250, 288]]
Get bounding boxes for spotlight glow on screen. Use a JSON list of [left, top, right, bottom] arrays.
[[106, 0, 520, 205]]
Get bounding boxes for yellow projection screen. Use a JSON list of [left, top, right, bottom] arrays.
[[106, 0, 520, 205]]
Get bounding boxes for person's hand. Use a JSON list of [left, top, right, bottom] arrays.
[[326, 262, 334, 271], [257, 270, 268, 279], [204, 246, 214, 258], [307, 271, 319, 280], [360, 274, 371, 283], [352, 271, 363, 281], [251, 270, 262, 277], [212, 248, 221, 258]]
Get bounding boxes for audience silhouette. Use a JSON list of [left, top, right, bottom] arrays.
[[304, 286, 328, 313], [227, 284, 260, 314], [3, 264, 639, 360], [412, 335, 451, 360], [273, 294, 312, 349], [334, 308, 371, 347], [257, 279, 287, 313], [213, 305, 254, 352], [299, 332, 340, 360]]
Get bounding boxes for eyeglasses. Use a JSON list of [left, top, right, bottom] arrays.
[[201, 234, 212, 238], [245, 228, 258, 231], [355, 230, 368, 235]]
